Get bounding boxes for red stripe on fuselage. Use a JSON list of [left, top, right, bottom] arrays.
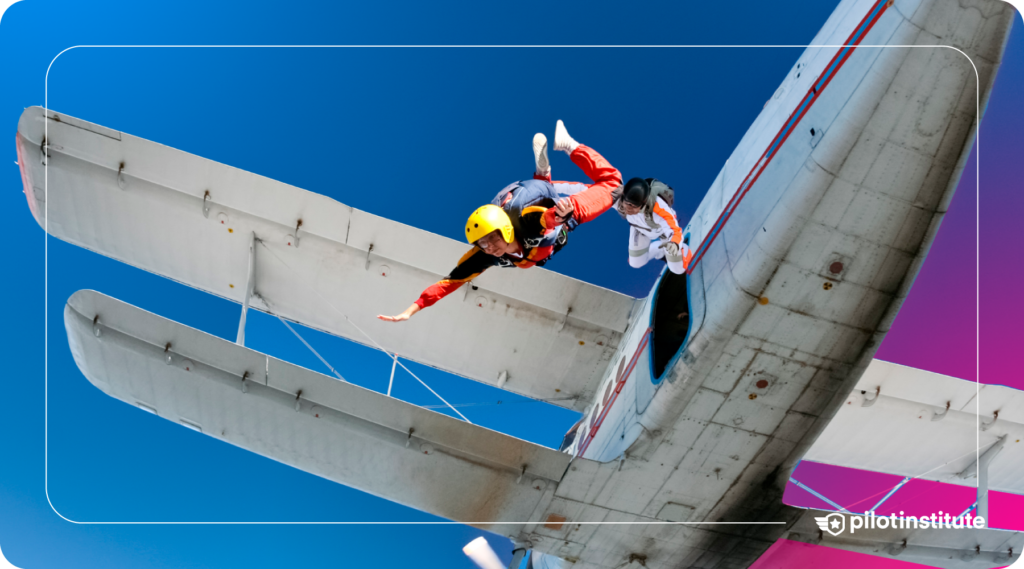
[[577, 328, 652, 458], [687, 0, 890, 273]]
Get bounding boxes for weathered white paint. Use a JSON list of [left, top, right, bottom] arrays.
[[19, 106, 638, 413], [66, 289, 573, 535], [34, 0, 1021, 566], [805, 359, 1024, 494], [524, 0, 1018, 567]]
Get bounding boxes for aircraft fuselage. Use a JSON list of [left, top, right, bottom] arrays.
[[548, 0, 1011, 566]]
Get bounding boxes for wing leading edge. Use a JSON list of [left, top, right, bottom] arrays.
[[804, 360, 1024, 495], [22, 106, 639, 411], [65, 289, 576, 531]]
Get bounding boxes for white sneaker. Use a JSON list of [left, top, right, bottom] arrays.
[[533, 133, 550, 177], [553, 120, 579, 154]]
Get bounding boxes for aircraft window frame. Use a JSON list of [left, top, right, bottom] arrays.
[[559, 417, 584, 452], [648, 267, 698, 383]]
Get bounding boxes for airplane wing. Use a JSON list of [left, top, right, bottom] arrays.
[[65, 289, 576, 532], [803, 360, 1024, 494], [21, 106, 640, 412]]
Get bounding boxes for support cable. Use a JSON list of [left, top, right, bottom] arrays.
[[259, 295, 345, 383], [789, 478, 849, 513], [869, 477, 911, 512], [256, 240, 471, 423], [798, 438, 1007, 518]]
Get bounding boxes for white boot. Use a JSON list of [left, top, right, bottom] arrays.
[[533, 133, 550, 177], [553, 120, 579, 154]]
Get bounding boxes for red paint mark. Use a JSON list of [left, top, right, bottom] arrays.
[[578, 329, 652, 458], [756, 379, 769, 389]]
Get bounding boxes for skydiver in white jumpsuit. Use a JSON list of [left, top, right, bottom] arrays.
[[612, 177, 691, 275], [531, 132, 691, 275]]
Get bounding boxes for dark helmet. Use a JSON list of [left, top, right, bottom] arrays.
[[622, 177, 651, 207]]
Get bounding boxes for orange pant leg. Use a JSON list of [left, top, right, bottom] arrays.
[[566, 144, 622, 224]]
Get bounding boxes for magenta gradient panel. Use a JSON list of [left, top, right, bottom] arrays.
[[872, 34, 1024, 391], [988, 492, 1024, 532], [788, 461, 924, 514], [774, 18, 1024, 567], [751, 540, 968, 569], [786, 461, 1022, 523]]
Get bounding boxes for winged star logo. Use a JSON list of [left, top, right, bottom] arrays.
[[815, 513, 845, 537]]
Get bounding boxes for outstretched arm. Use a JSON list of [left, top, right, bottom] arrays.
[[377, 247, 497, 323], [377, 303, 422, 322]]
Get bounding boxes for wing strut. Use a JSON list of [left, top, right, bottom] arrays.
[[957, 435, 1008, 520], [235, 231, 257, 346], [64, 289, 572, 532], [257, 292, 346, 383], [254, 238, 473, 423]]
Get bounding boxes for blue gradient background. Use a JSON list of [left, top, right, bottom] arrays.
[[1, 1, 1021, 568]]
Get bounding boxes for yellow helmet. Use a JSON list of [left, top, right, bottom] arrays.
[[465, 205, 513, 245]]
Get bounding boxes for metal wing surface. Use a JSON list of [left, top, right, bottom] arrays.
[[65, 289, 576, 532], [20, 106, 639, 411], [804, 360, 1024, 494]]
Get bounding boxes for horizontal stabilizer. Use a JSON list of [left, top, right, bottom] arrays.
[[804, 360, 1024, 494], [65, 289, 575, 532], [785, 509, 1022, 568], [22, 106, 639, 411]]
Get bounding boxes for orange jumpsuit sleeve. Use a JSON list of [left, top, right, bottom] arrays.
[[652, 200, 683, 245], [414, 247, 498, 309]]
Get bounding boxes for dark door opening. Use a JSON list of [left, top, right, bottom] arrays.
[[651, 271, 691, 379]]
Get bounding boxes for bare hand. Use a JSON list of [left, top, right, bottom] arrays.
[[377, 302, 421, 323], [554, 197, 574, 221]]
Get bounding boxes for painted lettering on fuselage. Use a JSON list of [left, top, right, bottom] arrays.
[[575, 328, 651, 458]]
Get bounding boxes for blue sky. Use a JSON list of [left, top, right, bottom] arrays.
[[2, 1, 1021, 568]]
